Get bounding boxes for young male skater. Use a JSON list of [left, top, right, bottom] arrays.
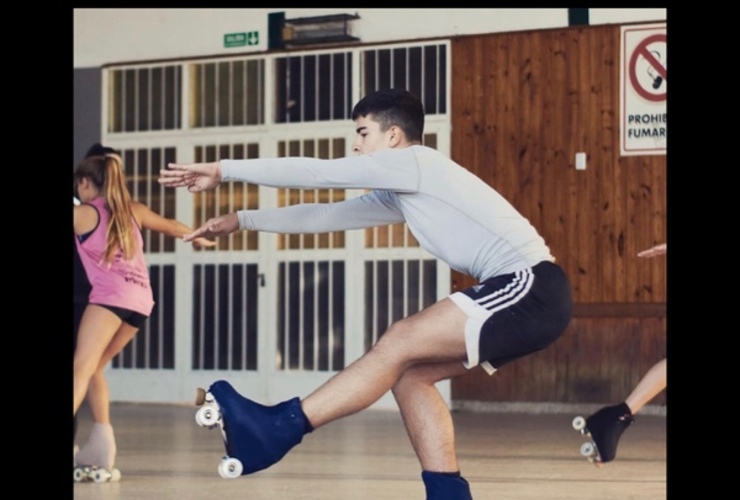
[[159, 88, 573, 499]]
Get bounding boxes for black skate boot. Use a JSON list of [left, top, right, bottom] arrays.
[[573, 402, 634, 464]]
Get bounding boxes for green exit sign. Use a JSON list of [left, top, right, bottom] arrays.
[[224, 31, 259, 48]]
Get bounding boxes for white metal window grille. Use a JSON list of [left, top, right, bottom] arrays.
[[275, 51, 353, 123], [275, 137, 348, 372], [192, 263, 259, 371], [111, 146, 182, 369], [189, 142, 262, 371], [189, 59, 265, 128], [276, 138, 347, 251], [362, 44, 447, 115], [278, 260, 345, 371], [121, 147, 179, 253], [106, 65, 182, 133], [111, 264, 176, 370], [364, 259, 438, 350], [104, 43, 447, 131], [192, 142, 261, 252]]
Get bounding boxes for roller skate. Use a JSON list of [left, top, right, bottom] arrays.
[[422, 470, 473, 500], [73, 423, 121, 483], [572, 402, 634, 466], [73, 464, 121, 483], [194, 379, 311, 479]]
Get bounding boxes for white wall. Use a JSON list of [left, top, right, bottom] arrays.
[[73, 8, 666, 68]]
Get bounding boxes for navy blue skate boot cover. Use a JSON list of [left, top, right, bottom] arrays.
[[586, 402, 634, 462], [422, 470, 473, 500], [209, 380, 312, 474]]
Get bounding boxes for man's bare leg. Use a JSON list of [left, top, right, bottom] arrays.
[[301, 298, 468, 429], [195, 299, 470, 477], [392, 361, 470, 471]]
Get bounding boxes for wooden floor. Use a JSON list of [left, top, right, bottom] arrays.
[[72, 401, 666, 499]]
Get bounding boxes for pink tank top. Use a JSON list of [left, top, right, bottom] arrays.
[[75, 197, 155, 316]]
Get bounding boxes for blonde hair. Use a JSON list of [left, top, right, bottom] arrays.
[[73, 153, 137, 263]]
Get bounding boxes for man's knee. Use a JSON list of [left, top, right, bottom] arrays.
[[382, 316, 414, 339], [372, 319, 416, 358], [392, 363, 458, 401], [379, 314, 434, 349]]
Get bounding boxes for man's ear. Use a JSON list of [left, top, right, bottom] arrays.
[[388, 125, 403, 147]]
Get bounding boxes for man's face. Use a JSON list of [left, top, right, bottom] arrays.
[[352, 114, 393, 155]]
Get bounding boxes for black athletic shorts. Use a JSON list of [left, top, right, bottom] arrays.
[[92, 303, 149, 329], [449, 260, 572, 374]]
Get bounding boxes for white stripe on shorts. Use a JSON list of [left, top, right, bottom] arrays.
[[449, 269, 534, 375]]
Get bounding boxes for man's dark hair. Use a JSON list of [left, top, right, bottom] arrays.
[[351, 89, 425, 143], [85, 143, 120, 158]]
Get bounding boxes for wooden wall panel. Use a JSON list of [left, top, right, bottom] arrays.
[[449, 23, 667, 406]]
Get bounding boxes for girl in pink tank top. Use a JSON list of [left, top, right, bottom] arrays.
[[73, 150, 215, 478]]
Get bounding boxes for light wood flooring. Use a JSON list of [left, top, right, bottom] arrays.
[[72, 401, 666, 499]]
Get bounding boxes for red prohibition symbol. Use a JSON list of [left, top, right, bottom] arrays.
[[628, 33, 667, 102]]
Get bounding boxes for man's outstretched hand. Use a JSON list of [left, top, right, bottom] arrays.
[[159, 161, 222, 192], [182, 213, 240, 242]]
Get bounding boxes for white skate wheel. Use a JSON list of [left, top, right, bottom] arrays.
[[73, 467, 86, 482], [572, 416, 586, 431], [93, 469, 110, 483], [218, 457, 243, 479], [92, 467, 121, 483], [195, 404, 220, 428], [580, 442, 595, 457]]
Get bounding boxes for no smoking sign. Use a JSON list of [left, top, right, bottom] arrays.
[[629, 33, 667, 102], [620, 23, 667, 156]]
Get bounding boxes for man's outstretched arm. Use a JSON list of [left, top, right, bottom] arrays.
[[182, 192, 404, 242], [160, 151, 420, 192]]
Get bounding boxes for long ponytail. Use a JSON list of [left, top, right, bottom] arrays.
[[102, 154, 137, 262]]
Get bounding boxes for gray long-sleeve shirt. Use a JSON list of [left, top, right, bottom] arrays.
[[222, 145, 553, 281]]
